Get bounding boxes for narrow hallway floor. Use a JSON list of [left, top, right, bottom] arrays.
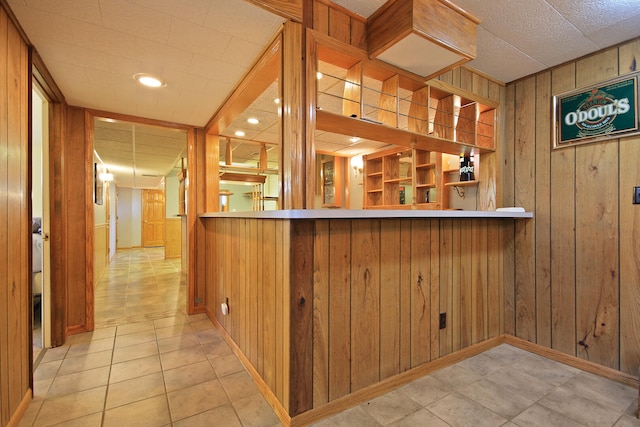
[[20, 248, 640, 427]]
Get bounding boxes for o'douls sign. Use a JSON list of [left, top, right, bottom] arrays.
[[554, 74, 639, 148]]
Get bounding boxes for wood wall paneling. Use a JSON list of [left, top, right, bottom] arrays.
[[380, 219, 401, 380], [550, 63, 577, 356], [513, 77, 536, 343], [0, 4, 32, 424], [165, 218, 181, 258], [410, 220, 431, 366], [534, 71, 552, 348]]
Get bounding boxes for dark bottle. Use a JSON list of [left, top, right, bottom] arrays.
[[459, 155, 475, 181]]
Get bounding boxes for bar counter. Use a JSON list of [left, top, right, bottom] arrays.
[[199, 209, 531, 426]]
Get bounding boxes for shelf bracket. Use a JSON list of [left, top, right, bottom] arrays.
[[453, 185, 466, 199]]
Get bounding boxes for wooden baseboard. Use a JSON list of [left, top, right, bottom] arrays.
[[504, 335, 639, 388], [65, 324, 87, 337], [204, 308, 293, 427], [8, 388, 32, 427]]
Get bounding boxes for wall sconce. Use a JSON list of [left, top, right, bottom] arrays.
[[100, 171, 114, 182], [350, 155, 364, 178]]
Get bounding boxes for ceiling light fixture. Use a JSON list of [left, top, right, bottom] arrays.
[[235, 131, 245, 137], [247, 118, 260, 125], [349, 136, 360, 143], [133, 73, 166, 88], [317, 72, 323, 79]]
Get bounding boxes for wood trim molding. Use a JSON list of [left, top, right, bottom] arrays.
[[504, 335, 640, 388], [84, 110, 95, 332], [7, 389, 31, 427]]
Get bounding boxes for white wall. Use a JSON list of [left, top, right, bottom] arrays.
[[108, 183, 117, 259], [117, 187, 142, 248], [165, 174, 180, 217], [32, 89, 43, 218]]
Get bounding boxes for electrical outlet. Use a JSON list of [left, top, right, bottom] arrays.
[[439, 313, 447, 329], [634, 187, 640, 204]]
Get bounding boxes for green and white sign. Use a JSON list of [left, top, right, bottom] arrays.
[[555, 75, 639, 148]]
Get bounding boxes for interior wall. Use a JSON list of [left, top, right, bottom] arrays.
[[117, 187, 142, 248], [32, 89, 43, 217], [0, 4, 32, 424], [504, 37, 640, 375]]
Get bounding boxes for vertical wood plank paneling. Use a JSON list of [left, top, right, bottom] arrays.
[[328, 220, 351, 400], [237, 219, 246, 354], [574, 48, 620, 369], [471, 219, 488, 344], [350, 17, 366, 50], [439, 219, 453, 356], [459, 220, 472, 348], [328, 8, 350, 45], [503, 84, 516, 336], [487, 220, 501, 337], [451, 219, 462, 351], [313, 220, 329, 406], [410, 220, 431, 366], [257, 220, 264, 375], [263, 220, 276, 389], [0, 10, 10, 422], [460, 68, 473, 92], [535, 71, 552, 348], [514, 77, 536, 342], [248, 219, 258, 367], [429, 220, 440, 360], [619, 40, 640, 375], [550, 63, 577, 355], [275, 220, 284, 401], [350, 219, 380, 391], [380, 219, 400, 379], [290, 220, 314, 415], [313, 1, 329, 36], [281, 220, 291, 411], [399, 220, 412, 371], [620, 135, 640, 374]]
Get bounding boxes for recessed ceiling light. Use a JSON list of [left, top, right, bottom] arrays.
[[247, 118, 260, 125], [317, 72, 323, 79], [349, 137, 360, 143], [274, 98, 280, 104], [235, 131, 245, 137], [134, 73, 166, 88]]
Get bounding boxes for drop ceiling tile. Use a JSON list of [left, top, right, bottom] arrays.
[[168, 18, 231, 60], [129, 0, 213, 26], [203, 0, 284, 45], [35, 39, 112, 70], [70, 21, 137, 59], [221, 37, 264, 67], [24, 0, 102, 25], [546, 0, 640, 35], [134, 38, 195, 73], [99, 0, 172, 44], [7, 4, 75, 44], [329, 0, 385, 18], [189, 55, 246, 82], [465, 27, 547, 83], [585, 13, 640, 50]]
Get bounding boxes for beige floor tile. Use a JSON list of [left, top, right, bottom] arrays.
[[66, 337, 115, 358], [539, 386, 622, 426], [482, 344, 532, 362], [17, 398, 43, 427], [516, 353, 581, 387], [157, 333, 201, 354], [153, 314, 188, 329], [194, 328, 221, 344], [112, 340, 159, 364], [485, 366, 556, 401], [211, 353, 245, 378], [459, 377, 534, 418], [106, 372, 166, 409], [39, 346, 70, 363], [426, 392, 507, 427], [312, 405, 381, 427], [164, 360, 218, 392], [190, 318, 215, 332], [155, 323, 194, 340], [33, 386, 106, 427], [220, 371, 261, 401], [167, 379, 230, 422], [160, 345, 207, 371], [431, 363, 484, 390], [397, 374, 452, 407], [173, 404, 243, 427], [33, 377, 54, 399], [33, 360, 62, 381], [47, 366, 110, 398], [361, 389, 423, 425], [57, 350, 112, 375], [561, 371, 637, 413], [47, 412, 103, 426], [233, 393, 283, 427], [202, 338, 233, 358], [109, 354, 162, 384], [510, 403, 585, 427], [386, 409, 450, 427], [114, 329, 157, 348], [614, 415, 640, 427], [455, 353, 509, 377], [116, 320, 155, 335], [103, 394, 171, 427]]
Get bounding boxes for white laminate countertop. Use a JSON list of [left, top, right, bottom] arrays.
[[199, 209, 533, 219]]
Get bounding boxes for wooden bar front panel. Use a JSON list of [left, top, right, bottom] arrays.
[[203, 216, 509, 417]]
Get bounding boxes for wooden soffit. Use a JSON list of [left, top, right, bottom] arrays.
[[367, 0, 479, 80]]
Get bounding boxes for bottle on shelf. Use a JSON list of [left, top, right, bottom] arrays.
[[459, 155, 475, 182]]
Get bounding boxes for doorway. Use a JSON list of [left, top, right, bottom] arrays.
[[32, 85, 51, 363]]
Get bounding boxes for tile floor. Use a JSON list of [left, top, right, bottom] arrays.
[[20, 248, 640, 427]]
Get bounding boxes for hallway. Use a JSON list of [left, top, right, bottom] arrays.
[[19, 249, 640, 426]]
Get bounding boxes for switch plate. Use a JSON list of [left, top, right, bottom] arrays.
[[635, 187, 640, 204]]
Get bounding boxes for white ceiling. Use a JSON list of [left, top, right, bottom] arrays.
[[9, 0, 640, 188]]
